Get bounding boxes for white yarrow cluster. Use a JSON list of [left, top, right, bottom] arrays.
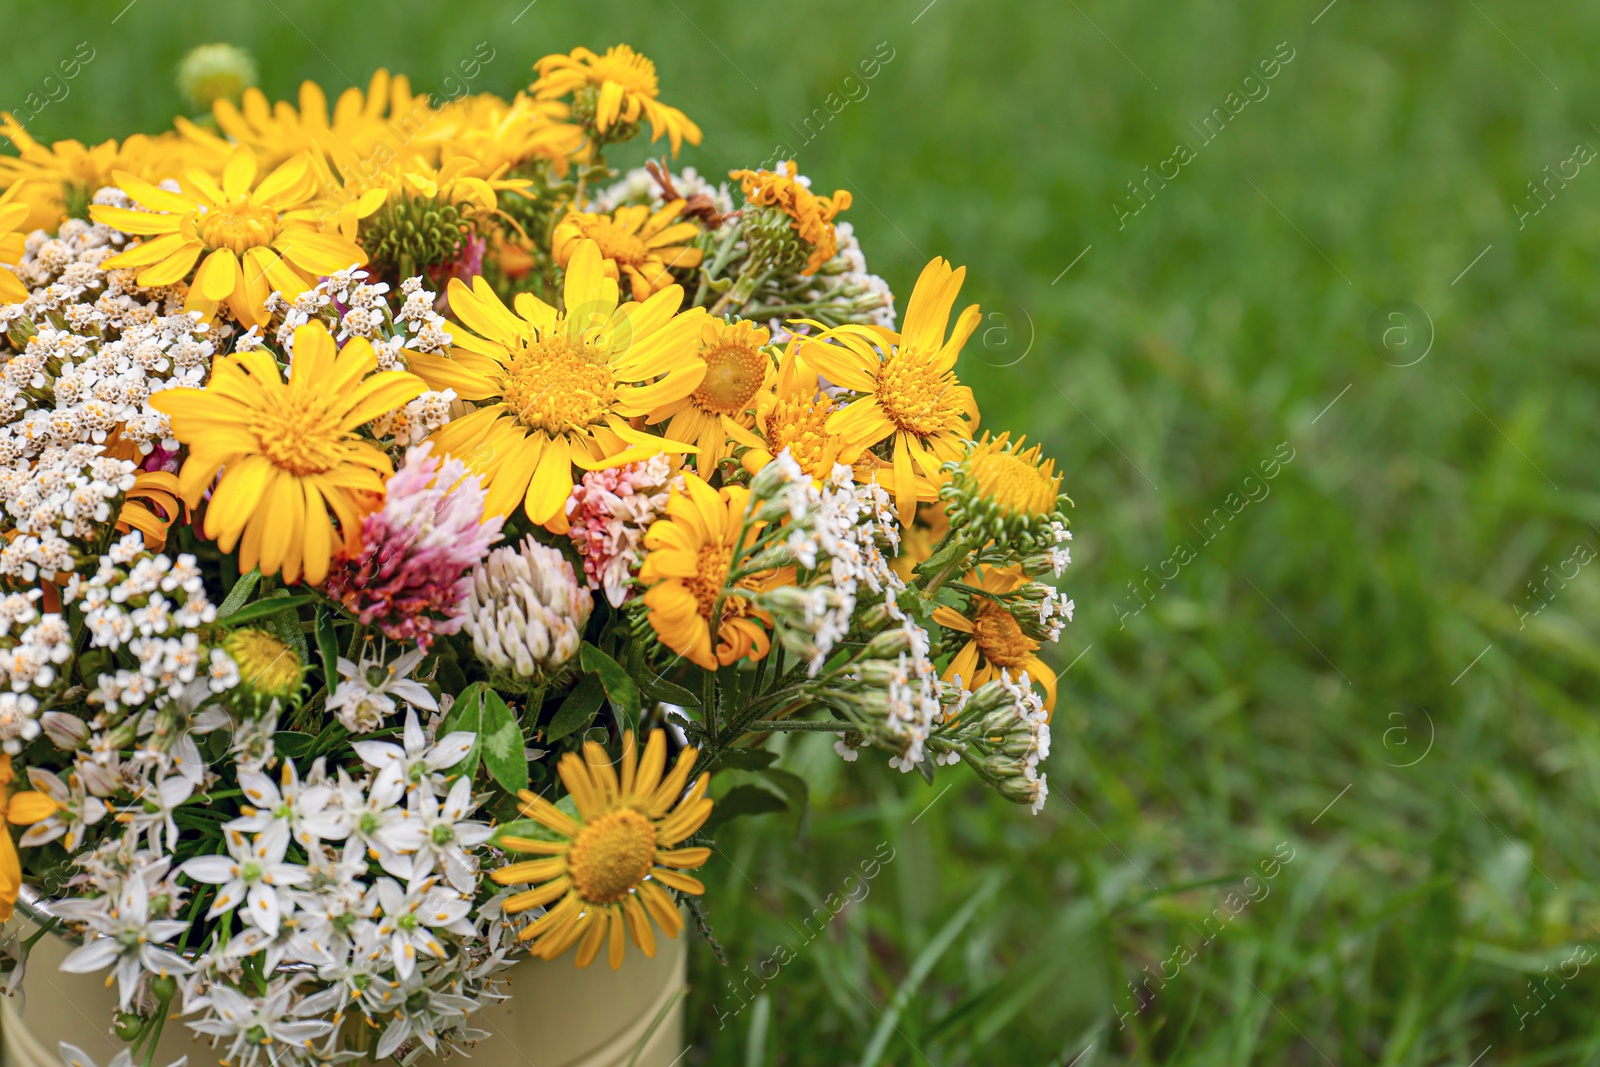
[[752, 455, 903, 674]]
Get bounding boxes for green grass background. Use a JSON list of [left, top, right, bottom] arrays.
[[4, 0, 1599, 1062]]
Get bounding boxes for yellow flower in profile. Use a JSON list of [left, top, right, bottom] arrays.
[[639, 473, 788, 670], [804, 257, 981, 523], [648, 318, 772, 479], [90, 145, 367, 328], [532, 45, 703, 154], [932, 566, 1057, 714], [729, 162, 852, 275], [553, 200, 704, 302], [407, 238, 709, 532], [0, 754, 57, 923], [727, 337, 866, 481], [493, 730, 712, 970], [150, 321, 425, 585], [944, 432, 1069, 548]]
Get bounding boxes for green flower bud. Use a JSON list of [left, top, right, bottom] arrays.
[[176, 44, 258, 112]]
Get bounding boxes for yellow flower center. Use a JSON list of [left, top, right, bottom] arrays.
[[499, 332, 617, 436], [223, 629, 304, 698], [198, 200, 278, 255], [568, 808, 658, 905], [972, 600, 1033, 668], [684, 542, 733, 619], [252, 394, 344, 476], [588, 49, 660, 97], [767, 395, 842, 477], [968, 448, 1058, 517], [579, 217, 650, 267], [875, 352, 964, 438], [692, 341, 766, 417]]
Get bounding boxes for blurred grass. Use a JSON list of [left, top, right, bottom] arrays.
[[6, 0, 1600, 1062]]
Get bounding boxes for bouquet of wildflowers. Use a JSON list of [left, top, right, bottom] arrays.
[[0, 41, 1072, 1067]]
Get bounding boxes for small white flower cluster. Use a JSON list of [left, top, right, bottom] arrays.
[[0, 442, 135, 580], [0, 588, 59, 752], [0, 203, 224, 584], [327, 645, 437, 734], [47, 708, 511, 1067], [267, 267, 410, 371], [1036, 521, 1072, 579], [753, 454, 903, 674], [369, 387, 458, 447], [60, 534, 226, 720], [1, 200, 176, 320], [842, 635, 946, 774], [1035, 586, 1075, 643], [396, 275, 453, 354], [967, 669, 1052, 814], [463, 535, 593, 683]]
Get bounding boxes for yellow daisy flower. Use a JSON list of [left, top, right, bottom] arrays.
[[553, 200, 705, 303], [638, 472, 789, 670], [648, 318, 772, 479], [804, 256, 982, 523], [729, 162, 852, 275], [0, 754, 57, 923], [0, 114, 222, 231], [434, 92, 585, 179], [726, 337, 866, 482], [406, 238, 709, 532], [201, 70, 432, 172], [493, 730, 712, 970], [532, 45, 703, 154], [90, 144, 367, 329], [149, 320, 425, 586], [932, 566, 1057, 714]]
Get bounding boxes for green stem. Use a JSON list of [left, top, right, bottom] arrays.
[[749, 720, 853, 732]]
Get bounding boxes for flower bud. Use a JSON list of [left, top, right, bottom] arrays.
[[748, 449, 804, 502], [40, 710, 89, 750], [176, 43, 259, 111]]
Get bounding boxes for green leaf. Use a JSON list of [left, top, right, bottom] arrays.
[[314, 610, 340, 688], [219, 594, 315, 627], [637, 669, 699, 709], [275, 732, 313, 759], [546, 673, 604, 742], [716, 748, 778, 771], [480, 688, 529, 794], [580, 642, 642, 733], [760, 766, 811, 838], [439, 682, 486, 779], [703, 783, 789, 833], [216, 569, 261, 619]]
